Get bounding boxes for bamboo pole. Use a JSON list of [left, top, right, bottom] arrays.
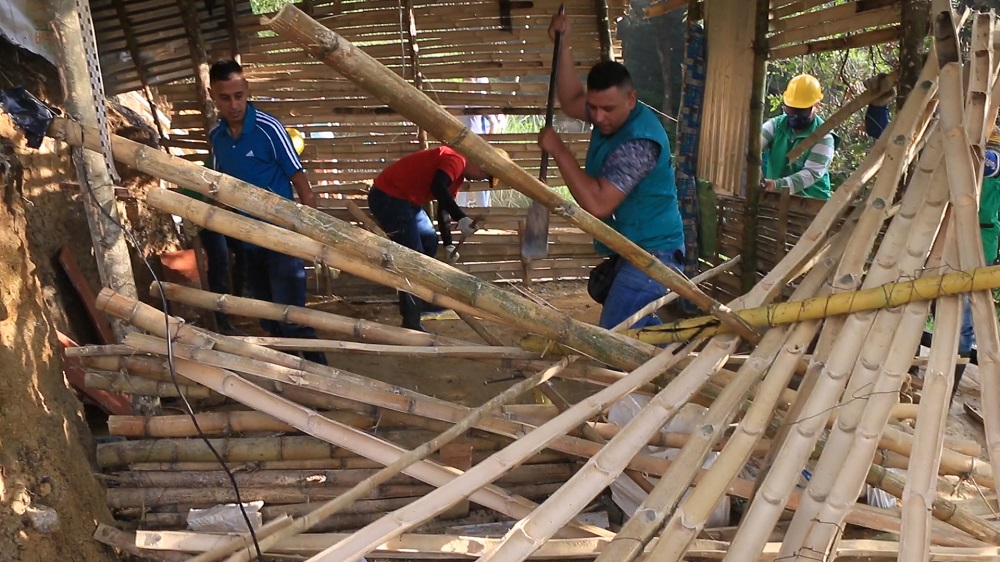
[[935, 8, 1000, 499], [296, 340, 697, 562], [621, 263, 1000, 344], [740, 0, 770, 291], [596, 250, 835, 562], [151, 282, 468, 347], [904, 228, 962, 561], [235, 337, 537, 360], [259, 4, 760, 344], [44, 120, 657, 372], [142, 190, 503, 326], [84, 372, 213, 399], [726, 124, 947, 559], [132, 353, 597, 537], [213, 359, 580, 562]]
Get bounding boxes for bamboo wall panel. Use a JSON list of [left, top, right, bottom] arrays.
[[696, 0, 757, 196]]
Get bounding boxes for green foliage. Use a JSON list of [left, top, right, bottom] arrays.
[[250, 0, 298, 15], [766, 44, 896, 189]]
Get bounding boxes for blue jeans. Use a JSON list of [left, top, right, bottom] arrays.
[[368, 187, 439, 329], [959, 296, 975, 354], [244, 246, 327, 365], [599, 248, 685, 330]]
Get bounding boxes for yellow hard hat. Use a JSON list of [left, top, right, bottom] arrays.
[[490, 148, 510, 188], [285, 127, 305, 155], [783, 74, 823, 109], [988, 125, 1000, 151]]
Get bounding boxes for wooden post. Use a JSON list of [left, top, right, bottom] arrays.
[[595, 0, 616, 62], [224, 0, 241, 63], [110, 0, 166, 143], [50, 0, 139, 339], [404, 0, 428, 150], [899, 0, 931, 110], [176, 0, 217, 141], [740, 0, 770, 291]]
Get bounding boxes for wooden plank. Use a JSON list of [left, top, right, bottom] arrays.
[[57, 245, 116, 344], [769, 4, 900, 48]]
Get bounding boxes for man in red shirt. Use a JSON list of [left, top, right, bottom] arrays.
[[368, 146, 494, 330]]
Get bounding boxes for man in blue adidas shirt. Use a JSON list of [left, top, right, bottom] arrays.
[[207, 59, 327, 365], [537, 11, 685, 330]]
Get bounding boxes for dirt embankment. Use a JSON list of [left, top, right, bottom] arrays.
[[0, 34, 178, 562], [0, 141, 115, 561]]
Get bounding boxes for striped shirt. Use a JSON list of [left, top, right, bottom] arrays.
[[761, 117, 836, 194], [209, 102, 303, 200]]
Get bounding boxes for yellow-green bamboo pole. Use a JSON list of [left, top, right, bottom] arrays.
[[150, 282, 469, 347], [623, 263, 1000, 345], [258, 4, 759, 344], [935, 8, 1000, 500]]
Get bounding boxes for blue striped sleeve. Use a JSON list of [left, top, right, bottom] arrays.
[[257, 111, 304, 179]]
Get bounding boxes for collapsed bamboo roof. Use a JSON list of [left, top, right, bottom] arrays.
[[38, 3, 1000, 560]]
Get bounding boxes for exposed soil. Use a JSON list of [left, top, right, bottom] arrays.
[[0, 152, 114, 561]]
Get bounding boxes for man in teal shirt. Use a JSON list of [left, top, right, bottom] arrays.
[[762, 74, 838, 200], [539, 11, 685, 329]]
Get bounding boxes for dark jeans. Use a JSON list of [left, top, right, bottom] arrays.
[[199, 228, 245, 329], [199, 228, 245, 297], [368, 187, 438, 329], [244, 246, 327, 365]]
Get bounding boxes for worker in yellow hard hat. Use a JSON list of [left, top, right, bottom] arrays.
[[761, 74, 839, 200]]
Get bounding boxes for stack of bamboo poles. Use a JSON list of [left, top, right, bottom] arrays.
[[38, 3, 1000, 560]]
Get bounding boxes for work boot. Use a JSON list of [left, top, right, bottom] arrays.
[[400, 292, 425, 332], [953, 351, 972, 401]]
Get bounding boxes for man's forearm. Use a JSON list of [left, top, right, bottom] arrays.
[[552, 146, 603, 213], [291, 173, 316, 207]]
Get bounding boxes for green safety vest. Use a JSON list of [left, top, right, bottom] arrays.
[[764, 114, 837, 201]]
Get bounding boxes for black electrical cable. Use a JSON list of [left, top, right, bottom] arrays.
[[71, 131, 263, 557]]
